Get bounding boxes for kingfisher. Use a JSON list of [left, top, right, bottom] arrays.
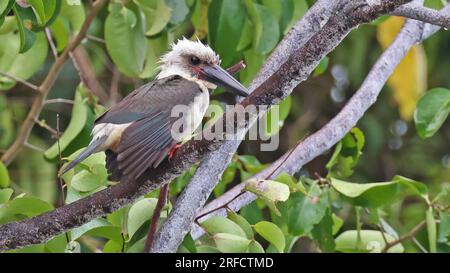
[[61, 38, 248, 181]]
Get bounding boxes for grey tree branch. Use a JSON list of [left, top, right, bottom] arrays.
[[150, 0, 413, 253], [190, 1, 450, 241], [0, 0, 411, 252], [392, 1, 450, 28]]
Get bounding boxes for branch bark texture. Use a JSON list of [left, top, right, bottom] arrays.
[[0, 0, 430, 252], [190, 0, 450, 241], [150, 0, 414, 252]]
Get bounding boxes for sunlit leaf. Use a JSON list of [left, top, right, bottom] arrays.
[[0, 196, 53, 224], [44, 84, 95, 160], [201, 216, 247, 238], [335, 230, 404, 253], [127, 198, 158, 239], [254, 221, 285, 252], [105, 2, 147, 77], [227, 210, 254, 239], [213, 233, 250, 253], [0, 188, 13, 204], [414, 88, 450, 139]]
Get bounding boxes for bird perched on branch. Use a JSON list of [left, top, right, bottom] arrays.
[[61, 38, 248, 181]]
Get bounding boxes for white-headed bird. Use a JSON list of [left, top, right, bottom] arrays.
[[61, 38, 248, 180]]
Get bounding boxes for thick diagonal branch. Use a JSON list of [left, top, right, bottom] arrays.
[[150, 0, 413, 253], [190, 1, 450, 241]]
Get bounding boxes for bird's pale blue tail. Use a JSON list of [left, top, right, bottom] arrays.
[[59, 135, 107, 176]]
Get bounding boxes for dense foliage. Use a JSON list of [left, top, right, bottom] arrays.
[[0, 0, 449, 253]]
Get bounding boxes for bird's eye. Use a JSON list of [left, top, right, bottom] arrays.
[[189, 56, 201, 66]]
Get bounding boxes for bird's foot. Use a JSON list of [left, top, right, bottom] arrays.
[[168, 143, 182, 160]]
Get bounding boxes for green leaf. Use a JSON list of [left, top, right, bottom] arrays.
[[86, 226, 123, 242], [262, 0, 294, 35], [414, 88, 450, 139], [227, 210, 254, 239], [254, 221, 285, 252], [275, 172, 306, 193], [135, 0, 171, 36], [245, 179, 290, 203], [238, 155, 265, 174], [127, 198, 158, 239], [426, 207, 437, 253], [70, 164, 107, 192], [103, 239, 123, 253], [0, 1, 14, 23], [44, 84, 94, 160], [331, 176, 428, 208], [247, 240, 265, 253], [213, 233, 250, 253], [326, 127, 365, 178], [61, 0, 85, 32], [314, 56, 329, 76], [0, 16, 16, 35], [0, 161, 10, 188], [311, 209, 335, 252], [139, 32, 169, 78], [264, 95, 291, 137], [288, 184, 328, 235], [165, 0, 189, 25], [208, 0, 246, 67], [438, 212, 450, 244], [12, 4, 36, 53], [0, 188, 13, 204], [0, 32, 48, 90], [105, 2, 147, 77], [71, 218, 111, 241], [50, 18, 69, 52], [201, 216, 247, 238], [45, 234, 68, 253], [27, 0, 61, 30], [0, 196, 53, 224], [244, 1, 280, 55], [335, 230, 404, 253]]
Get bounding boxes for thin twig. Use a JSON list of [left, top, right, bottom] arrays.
[[86, 34, 105, 44], [45, 27, 58, 59], [382, 220, 427, 253], [0, 72, 39, 91], [143, 184, 169, 252], [56, 113, 70, 244], [45, 99, 74, 105], [34, 118, 58, 136]]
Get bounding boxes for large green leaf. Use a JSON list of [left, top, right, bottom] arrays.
[[105, 2, 147, 77], [287, 184, 328, 235], [0, 196, 53, 224], [227, 210, 254, 239], [27, 0, 61, 30], [311, 209, 335, 252], [331, 176, 428, 208], [335, 230, 404, 253], [44, 84, 95, 161], [127, 198, 158, 239], [0, 32, 48, 90], [70, 164, 107, 192], [165, 0, 189, 25], [213, 233, 250, 253], [12, 4, 36, 53], [0, 188, 13, 204], [244, 1, 280, 55], [71, 217, 111, 241], [139, 32, 169, 78], [201, 216, 247, 238], [135, 0, 171, 36], [414, 88, 450, 139], [254, 221, 285, 252], [208, 0, 246, 67], [60, 0, 85, 32]]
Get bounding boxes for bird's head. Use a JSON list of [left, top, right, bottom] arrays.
[[157, 38, 249, 97]]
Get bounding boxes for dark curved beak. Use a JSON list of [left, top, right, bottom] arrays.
[[201, 64, 249, 97]]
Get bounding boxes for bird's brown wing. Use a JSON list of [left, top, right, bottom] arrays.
[[98, 75, 203, 180]]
